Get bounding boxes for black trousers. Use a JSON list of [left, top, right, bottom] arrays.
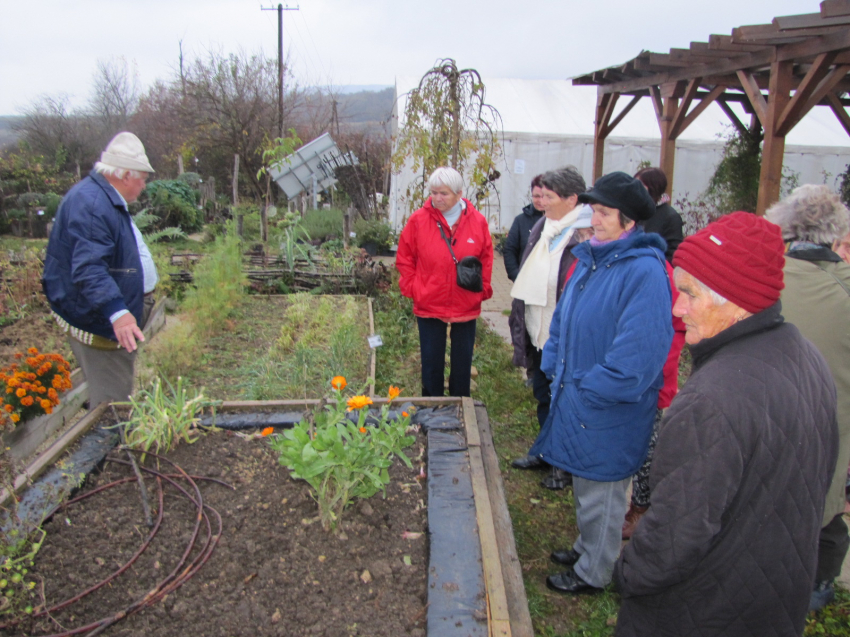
[[417, 317, 476, 397], [528, 347, 551, 428], [817, 512, 850, 582]]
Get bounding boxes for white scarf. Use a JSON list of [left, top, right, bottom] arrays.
[[511, 206, 581, 306]]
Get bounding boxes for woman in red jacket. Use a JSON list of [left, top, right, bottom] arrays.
[[396, 167, 494, 396]]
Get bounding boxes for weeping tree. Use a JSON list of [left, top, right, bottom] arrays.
[[392, 59, 502, 217]]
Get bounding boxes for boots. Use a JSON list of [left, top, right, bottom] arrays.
[[622, 503, 649, 540]]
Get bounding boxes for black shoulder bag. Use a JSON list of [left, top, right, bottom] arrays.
[[436, 220, 483, 293]]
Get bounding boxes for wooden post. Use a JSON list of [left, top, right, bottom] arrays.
[[592, 91, 613, 182], [343, 211, 351, 248], [177, 155, 184, 175], [757, 61, 793, 216], [657, 82, 686, 197], [232, 154, 240, 208]]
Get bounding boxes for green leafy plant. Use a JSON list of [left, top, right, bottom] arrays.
[[268, 378, 415, 531], [139, 179, 202, 233], [0, 527, 44, 619], [353, 218, 393, 253], [182, 219, 247, 336], [117, 377, 218, 461]]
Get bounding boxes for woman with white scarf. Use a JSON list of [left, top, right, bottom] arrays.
[[508, 167, 593, 489]]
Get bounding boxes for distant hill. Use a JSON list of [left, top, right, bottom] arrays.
[[0, 116, 22, 150], [336, 87, 393, 125]]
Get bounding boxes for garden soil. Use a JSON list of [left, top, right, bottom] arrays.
[[6, 428, 429, 637]]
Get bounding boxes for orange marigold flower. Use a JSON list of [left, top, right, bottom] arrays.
[[359, 427, 367, 433], [26, 358, 37, 367], [261, 427, 274, 437], [26, 373, 36, 381], [27, 347, 38, 355], [40, 399, 51, 410], [44, 406, 52, 415], [346, 395, 373, 411], [5, 388, 11, 394], [387, 386, 401, 401], [4, 404, 12, 413], [20, 396, 33, 407], [402, 411, 409, 418], [37, 386, 46, 394], [10, 413, 20, 423], [48, 388, 58, 400], [16, 388, 26, 398], [14, 353, 22, 360], [331, 376, 347, 391], [35, 354, 45, 363]]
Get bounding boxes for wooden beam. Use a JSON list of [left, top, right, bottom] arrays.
[[463, 398, 512, 637], [669, 78, 701, 139], [659, 96, 678, 196], [718, 99, 755, 138], [774, 12, 850, 30], [777, 24, 850, 62], [592, 90, 613, 181], [649, 85, 663, 118], [673, 85, 728, 137], [737, 71, 769, 127], [597, 48, 774, 94], [827, 92, 850, 135], [821, 0, 850, 18], [797, 63, 850, 123], [757, 60, 794, 215], [777, 51, 839, 135], [603, 94, 642, 137]]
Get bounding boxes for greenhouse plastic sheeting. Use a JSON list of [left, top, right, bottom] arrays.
[[421, 406, 487, 636]]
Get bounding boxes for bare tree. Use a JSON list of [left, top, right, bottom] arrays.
[[17, 94, 96, 177], [89, 57, 140, 137]]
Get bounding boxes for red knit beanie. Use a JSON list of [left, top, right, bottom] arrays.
[[672, 211, 785, 313]]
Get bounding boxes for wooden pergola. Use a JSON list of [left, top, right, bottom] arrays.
[[574, 0, 850, 214]]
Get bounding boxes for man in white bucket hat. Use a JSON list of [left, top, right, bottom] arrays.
[[43, 132, 158, 407]]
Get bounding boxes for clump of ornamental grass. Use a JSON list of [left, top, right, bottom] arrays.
[[116, 377, 219, 461], [267, 377, 415, 531]]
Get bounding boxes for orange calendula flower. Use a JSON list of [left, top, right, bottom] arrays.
[[359, 427, 367, 433], [387, 386, 401, 401], [27, 347, 38, 355], [331, 376, 347, 391], [261, 427, 274, 437], [346, 395, 373, 411], [402, 411, 409, 418]]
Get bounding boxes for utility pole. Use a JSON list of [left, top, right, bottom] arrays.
[[261, 3, 299, 139]]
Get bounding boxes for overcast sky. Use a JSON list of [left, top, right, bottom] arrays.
[[0, 0, 825, 116]]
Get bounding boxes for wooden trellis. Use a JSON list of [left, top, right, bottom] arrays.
[[574, 0, 850, 214]]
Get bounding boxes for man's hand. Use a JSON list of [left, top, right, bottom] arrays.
[[113, 313, 145, 352]]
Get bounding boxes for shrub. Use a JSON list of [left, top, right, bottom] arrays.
[[294, 208, 344, 242], [141, 180, 203, 233], [353, 218, 393, 252], [182, 220, 246, 336]]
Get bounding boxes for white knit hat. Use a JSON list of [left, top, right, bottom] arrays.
[[100, 132, 155, 173]]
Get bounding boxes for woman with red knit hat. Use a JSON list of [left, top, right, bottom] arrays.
[[614, 211, 839, 637]]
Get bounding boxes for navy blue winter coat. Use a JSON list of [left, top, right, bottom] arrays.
[[529, 230, 672, 481], [42, 172, 144, 341]]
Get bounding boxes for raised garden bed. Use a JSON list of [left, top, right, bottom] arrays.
[[1, 398, 532, 636]]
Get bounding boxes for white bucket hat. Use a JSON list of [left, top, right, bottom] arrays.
[[573, 204, 593, 228], [100, 132, 155, 173]]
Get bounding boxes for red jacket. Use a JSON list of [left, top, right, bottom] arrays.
[[396, 198, 493, 322]]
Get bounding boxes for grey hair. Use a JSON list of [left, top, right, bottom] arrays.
[[765, 184, 850, 244], [539, 166, 587, 200], [674, 266, 728, 306], [94, 162, 144, 180], [427, 167, 463, 194]]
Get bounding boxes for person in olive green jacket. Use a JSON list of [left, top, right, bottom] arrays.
[[767, 185, 850, 612]]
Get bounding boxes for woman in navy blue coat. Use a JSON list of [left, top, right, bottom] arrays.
[[530, 172, 672, 594]]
